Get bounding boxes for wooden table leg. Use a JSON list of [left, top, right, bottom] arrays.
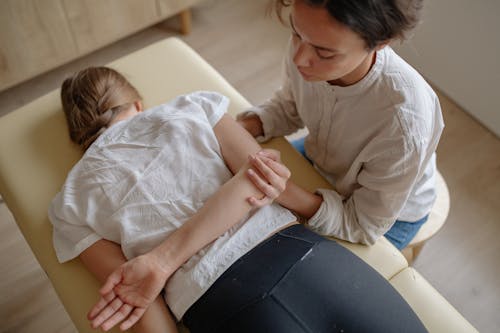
[[179, 9, 192, 35], [401, 247, 414, 265], [401, 241, 427, 266]]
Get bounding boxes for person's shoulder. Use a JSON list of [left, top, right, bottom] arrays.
[[164, 91, 227, 107], [154, 91, 227, 116], [374, 49, 443, 148], [55, 151, 106, 207], [171, 91, 230, 126], [379, 47, 435, 96], [374, 47, 439, 113], [189, 90, 228, 102], [71, 145, 113, 178]]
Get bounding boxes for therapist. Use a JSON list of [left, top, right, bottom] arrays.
[[239, 0, 444, 249]]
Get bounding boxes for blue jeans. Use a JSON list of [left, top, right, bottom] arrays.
[[290, 136, 312, 164], [385, 215, 429, 250], [290, 137, 429, 250]]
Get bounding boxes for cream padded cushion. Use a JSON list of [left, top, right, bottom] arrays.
[[390, 268, 477, 332], [0, 37, 474, 332]]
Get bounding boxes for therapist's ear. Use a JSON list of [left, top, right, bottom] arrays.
[[374, 40, 391, 51], [135, 101, 143, 112]]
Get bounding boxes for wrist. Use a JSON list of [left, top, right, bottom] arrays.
[[239, 115, 263, 137], [148, 244, 177, 279], [278, 181, 323, 219], [148, 222, 200, 277]]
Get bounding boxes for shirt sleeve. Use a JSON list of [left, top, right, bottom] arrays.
[[48, 192, 102, 263], [185, 91, 229, 128], [237, 39, 304, 142], [308, 135, 423, 245]]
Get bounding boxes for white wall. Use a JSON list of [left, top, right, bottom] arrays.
[[393, 0, 500, 137]]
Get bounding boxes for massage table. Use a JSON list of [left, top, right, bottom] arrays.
[[0, 37, 477, 332]]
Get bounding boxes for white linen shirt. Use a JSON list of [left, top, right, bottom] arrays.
[[238, 41, 444, 245], [49, 91, 296, 319]]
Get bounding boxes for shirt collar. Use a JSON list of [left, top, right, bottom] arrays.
[[319, 46, 387, 98]]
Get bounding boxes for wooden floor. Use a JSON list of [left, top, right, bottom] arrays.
[[0, 0, 499, 332]]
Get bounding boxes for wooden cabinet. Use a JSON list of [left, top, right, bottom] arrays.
[[0, 0, 77, 91], [0, 0, 201, 91], [62, 0, 159, 54]]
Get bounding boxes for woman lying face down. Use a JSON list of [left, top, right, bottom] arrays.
[[50, 66, 427, 333]]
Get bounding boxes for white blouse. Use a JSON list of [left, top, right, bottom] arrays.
[[239, 41, 444, 245], [49, 91, 296, 319]]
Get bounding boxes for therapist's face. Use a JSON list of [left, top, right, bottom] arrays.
[[290, 0, 379, 86]]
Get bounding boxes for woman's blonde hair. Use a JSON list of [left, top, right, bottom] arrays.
[[60, 67, 141, 150]]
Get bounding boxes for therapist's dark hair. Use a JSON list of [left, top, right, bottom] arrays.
[[61, 67, 142, 151], [273, 0, 424, 49]]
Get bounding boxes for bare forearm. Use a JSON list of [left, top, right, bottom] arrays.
[[149, 163, 263, 273], [79, 239, 125, 283], [277, 181, 323, 219]]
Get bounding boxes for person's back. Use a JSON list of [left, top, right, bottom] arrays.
[[50, 91, 296, 319]]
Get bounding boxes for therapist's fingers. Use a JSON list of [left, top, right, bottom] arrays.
[[257, 149, 281, 161], [249, 155, 290, 190], [247, 168, 281, 199], [246, 153, 291, 207], [249, 155, 277, 186], [248, 194, 273, 208], [246, 168, 281, 208], [254, 153, 291, 179], [247, 195, 272, 207]]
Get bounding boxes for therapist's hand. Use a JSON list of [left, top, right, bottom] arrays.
[[246, 149, 291, 207], [88, 253, 173, 331]]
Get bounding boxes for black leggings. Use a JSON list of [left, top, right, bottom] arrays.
[[183, 224, 427, 333]]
